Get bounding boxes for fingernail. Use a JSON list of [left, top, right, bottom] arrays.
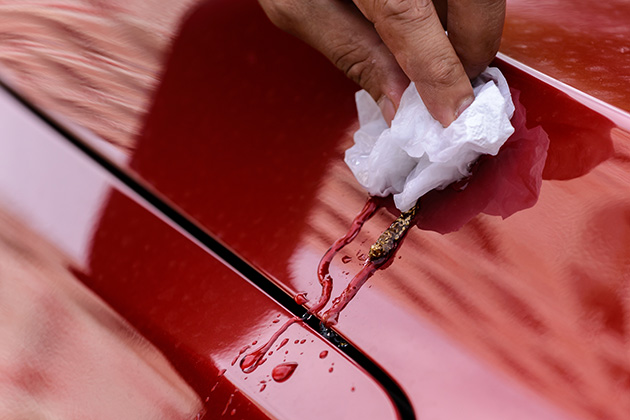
[[377, 96, 396, 126], [455, 95, 474, 120]]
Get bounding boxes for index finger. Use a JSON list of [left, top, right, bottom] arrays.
[[354, 0, 474, 126]]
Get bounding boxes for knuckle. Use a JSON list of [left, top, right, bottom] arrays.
[[332, 45, 376, 88], [346, 59, 374, 87], [373, 0, 433, 25], [427, 54, 463, 88]]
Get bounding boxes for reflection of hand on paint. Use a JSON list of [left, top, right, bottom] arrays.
[[413, 89, 550, 234]]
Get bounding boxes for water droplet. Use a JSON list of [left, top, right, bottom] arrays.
[[294, 340, 300, 344], [328, 367, 334, 373], [240, 354, 258, 372], [230, 409, 236, 416], [300, 339, 306, 344], [272, 362, 298, 382], [319, 350, 328, 359], [221, 393, 235, 416], [259, 384, 266, 392], [277, 338, 289, 350], [272, 319, 280, 323], [232, 346, 250, 366], [351, 386, 356, 392], [341, 255, 352, 264]]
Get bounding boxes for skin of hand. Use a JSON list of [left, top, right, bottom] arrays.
[[257, 0, 506, 127]]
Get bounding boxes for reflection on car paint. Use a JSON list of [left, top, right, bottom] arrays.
[[415, 88, 550, 233], [3, 0, 629, 418], [0, 209, 201, 420], [0, 87, 402, 419], [115, 2, 630, 418]]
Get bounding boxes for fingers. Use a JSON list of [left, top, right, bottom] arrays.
[[258, 0, 409, 124], [447, 0, 506, 79], [259, 0, 505, 127], [355, 0, 475, 126]]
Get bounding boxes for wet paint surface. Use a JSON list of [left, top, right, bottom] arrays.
[[503, 0, 630, 112], [0, 209, 202, 420], [24, 0, 630, 419], [239, 198, 381, 373], [0, 88, 399, 419]]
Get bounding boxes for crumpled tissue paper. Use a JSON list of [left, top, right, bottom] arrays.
[[345, 67, 515, 211]]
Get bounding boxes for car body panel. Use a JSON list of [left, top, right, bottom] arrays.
[[0, 87, 400, 420], [504, 0, 630, 113], [50, 1, 627, 419], [1, 0, 629, 419]]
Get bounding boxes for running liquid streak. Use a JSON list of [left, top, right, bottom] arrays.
[[322, 202, 420, 326], [240, 198, 419, 373]]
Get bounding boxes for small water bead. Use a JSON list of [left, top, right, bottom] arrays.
[[272, 362, 298, 382], [277, 339, 289, 351]]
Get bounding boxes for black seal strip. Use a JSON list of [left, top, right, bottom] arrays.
[[0, 79, 415, 420]]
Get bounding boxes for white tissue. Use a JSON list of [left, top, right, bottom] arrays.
[[345, 67, 515, 211]]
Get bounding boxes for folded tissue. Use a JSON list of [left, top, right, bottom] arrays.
[[345, 67, 515, 212]]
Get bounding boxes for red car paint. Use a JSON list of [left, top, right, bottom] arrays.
[[105, 1, 629, 419], [0, 89, 399, 419], [503, 0, 630, 113], [2, 0, 629, 419]]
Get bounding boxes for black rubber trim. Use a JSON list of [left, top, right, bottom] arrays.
[[0, 80, 415, 420]]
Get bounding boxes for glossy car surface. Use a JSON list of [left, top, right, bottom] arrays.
[[0, 87, 399, 419], [1, 0, 629, 419]]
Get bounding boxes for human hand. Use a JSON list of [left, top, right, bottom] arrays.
[[258, 0, 506, 127]]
